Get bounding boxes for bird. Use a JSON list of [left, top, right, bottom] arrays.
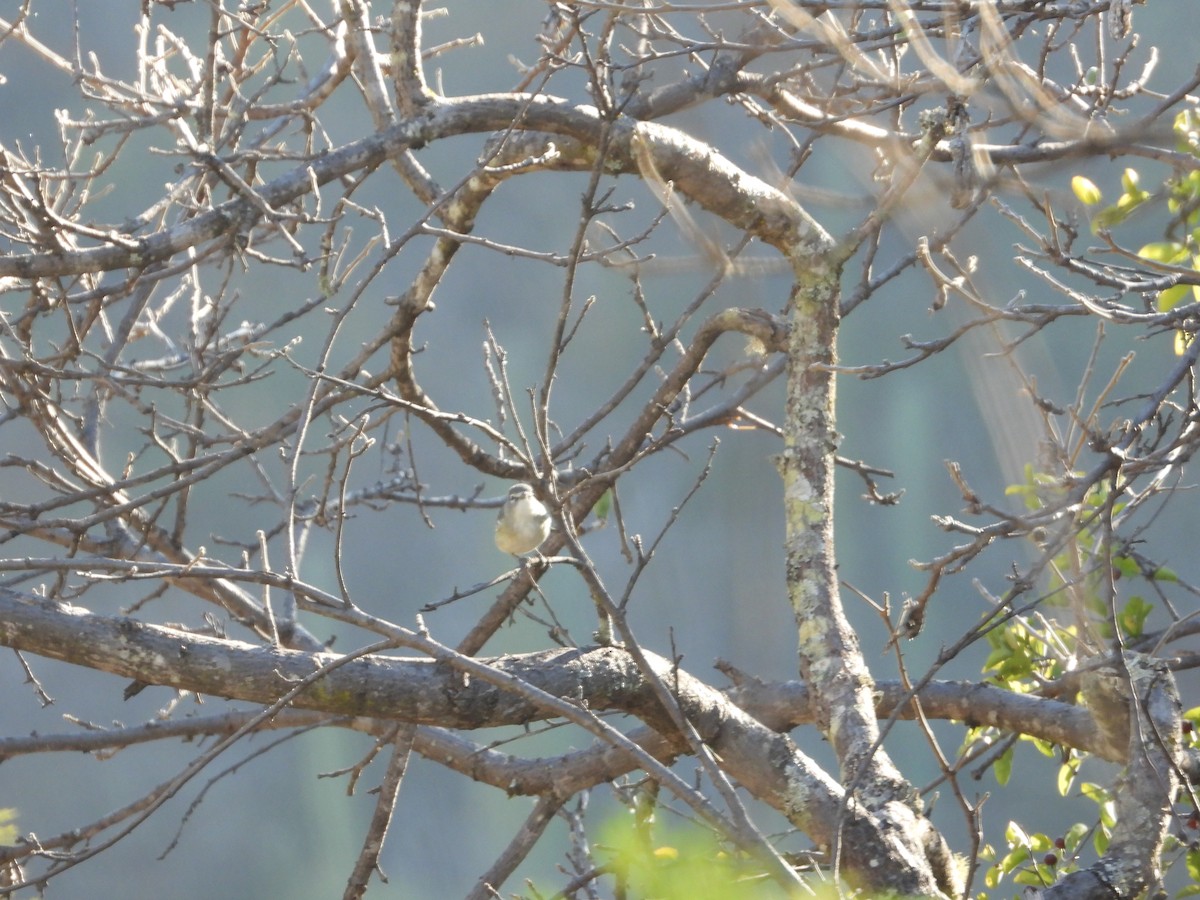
[[494, 483, 551, 555]]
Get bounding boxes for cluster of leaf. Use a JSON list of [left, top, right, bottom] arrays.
[[983, 817, 1101, 893], [520, 810, 823, 900], [992, 467, 1161, 672], [969, 464, 1200, 894], [1073, 110, 1200, 354], [981, 711, 1200, 897]]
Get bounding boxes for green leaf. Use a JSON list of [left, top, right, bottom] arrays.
[[1157, 283, 1191, 312], [1168, 253, 1200, 312], [1177, 330, 1195, 356], [1064, 822, 1089, 851], [1111, 556, 1140, 579], [1099, 801, 1116, 830], [1137, 241, 1187, 264], [1014, 866, 1053, 887], [999, 845, 1030, 875], [984, 864, 1002, 889], [0, 807, 17, 845], [1080, 781, 1117, 828], [594, 488, 613, 522], [1116, 187, 1148, 211], [1057, 756, 1080, 796], [1170, 170, 1200, 228], [1006, 820, 1031, 847], [1029, 736, 1057, 757], [1005, 464, 1045, 510], [1175, 109, 1200, 155], [982, 645, 1009, 675], [1072, 175, 1102, 206], [1187, 847, 1200, 883], [1118, 596, 1152, 637], [1091, 203, 1127, 232], [995, 746, 1013, 786]]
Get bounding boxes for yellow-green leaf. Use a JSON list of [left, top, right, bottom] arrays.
[[995, 746, 1013, 786], [985, 864, 1002, 888], [1091, 204, 1126, 232], [1137, 241, 1187, 264], [1057, 756, 1079, 796], [0, 807, 17, 845], [1175, 109, 1200, 155], [1006, 820, 1031, 847], [1176, 329, 1194, 356], [1000, 845, 1030, 875], [1118, 596, 1152, 636], [594, 488, 613, 522], [1072, 176, 1102, 206], [1151, 565, 1178, 582], [1159, 283, 1191, 312], [1065, 823, 1089, 851]]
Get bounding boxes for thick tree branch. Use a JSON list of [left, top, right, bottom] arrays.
[[0, 587, 985, 894]]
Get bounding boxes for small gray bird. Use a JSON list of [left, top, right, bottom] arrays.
[[494, 483, 551, 555]]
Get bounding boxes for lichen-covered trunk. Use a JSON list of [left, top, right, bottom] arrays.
[[781, 264, 954, 897], [782, 265, 884, 791]]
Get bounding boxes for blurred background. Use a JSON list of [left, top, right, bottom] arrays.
[[0, 2, 1196, 896]]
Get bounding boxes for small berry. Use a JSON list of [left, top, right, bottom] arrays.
[[1043, 853, 1058, 867], [1187, 816, 1199, 831], [1054, 837, 1066, 850], [1183, 720, 1194, 735]]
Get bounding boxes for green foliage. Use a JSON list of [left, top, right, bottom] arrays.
[[1056, 751, 1082, 797], [985, 820, 1061, 890], [594, 488, 613, 523], [982, 609, 1067, 688], [984, 800, 1112, 892], [0, 807, 17, 845], [590, 813, 807, 900], [974, 449, 1200, 894], [969, 735, 1132, 895], [1088, 167, 1151, 232], [998, 465, 1158, 651], [1075, 110, 1200, 353], [1137, 240, 1195, 313], [1117, 594, 1153, 637], [1186, 849, 1200, 893]]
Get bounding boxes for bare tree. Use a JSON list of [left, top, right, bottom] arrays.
[[0, 1, 1198, 897]]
